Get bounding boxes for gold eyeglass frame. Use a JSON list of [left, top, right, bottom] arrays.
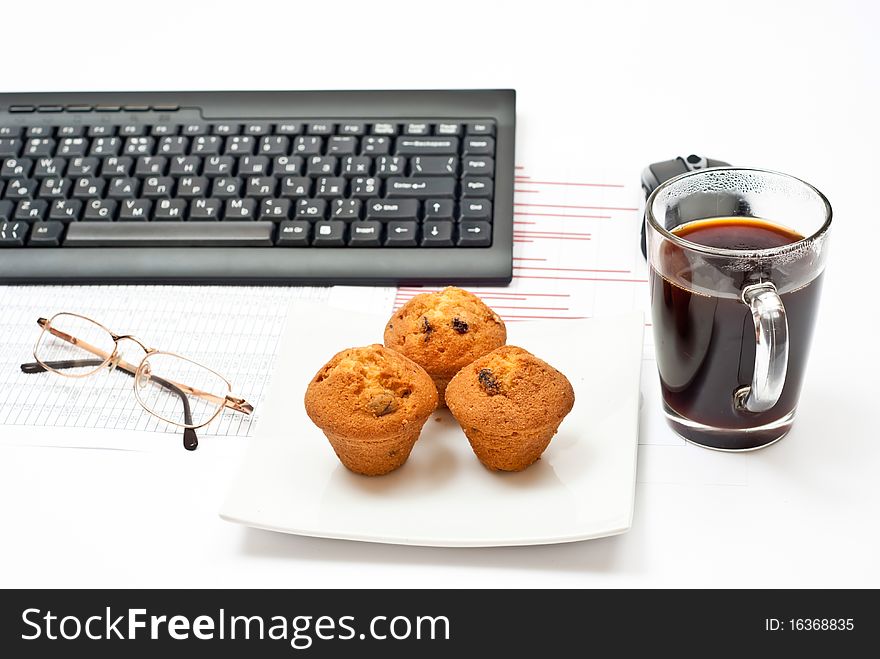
[[22, 312, 254, 449]]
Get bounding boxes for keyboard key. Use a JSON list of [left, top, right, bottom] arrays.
[[26, 126, 52, 137], [177, 176, 208, 197], [83, 199, 117, 221], [338, 122, 366, 136], [56, 125, 84, 137], [38, 177, 70, 199], [295, 198, 326, 220], [424, 199, 455, 221], [57, 137, 87, 157], [225, 135, 255, 155], [312, 220, 346, 246], [151, 124, 179, 136], [72, 176, 105, 199], [459, 199, 492, 221], [142, 176, 174, 198], [0, 220, 28, 246], [238, 155, 270, 176], [102, 156, 134, 177], [275, 122, 302, 135], [348, 221, 382, 246], [331, 199, 361, 221], [169, 156, 201, 176], [259, 198, 291, 222], [64, 221, 273, 246], [182, 123, 210, 136], [375, 155, 404, 177], [90, 137, 121, 156], [404, 123, 430, 136], [135, 156, 167, 176], [272, 155, 303, 176], [276, 220, 310, 246], [280, 176, 312, 198], [0, 139, 21, 157], [5, 178, 37, 198], [87, 125, 114, 137], [306, 155, 337, 176], [462, 157, 494, 176], [15, 199, 47, 221], [410, 156, 458, 176], [435, 123, 462, 136], [371, 122, 398, 136], [0, 200, 11, 220], [189, 198, 222, 220], [463, 136, 495, 156], [49, 199, 82, 222], [461, 175, 493, 198], [457, 220, 491, 246], [153, 199, 186, 221], [349, 177, 379, 198], [28, 220, 64, 246], [203, 155, 234, 176], [365, 199, 418, 221], [213, 123, 241, 136], [108, 177, 140, 198], [67, 157, 99, 176], [33, 157, 66, 178], [466, 122, 495, 135], [245, 176, 277, 198], [119, 199, 152, 221], [212, 177, 241, 198], [293, 136, 322, 155], [158, 136, 188, 155], [385, 220, 418, 246], [394, 137, 458, 155], [260, 135, 290, 156], [0, 127, 22, 138], [1, 157, 32, 178], [193, 135, 223, 155], [421, 220, 454, 247], [315, 177, 346, 198], [308, 123, 335, 136], [243, 122, 271, 136], [386, 177, 455, 199], [327, 136, 357, 155], [119, 124, 147, 136], [361, 136, 390, 155], [341, 156, 372, 177], [24, 138, 55, 157], [224, 198, 257, 220]]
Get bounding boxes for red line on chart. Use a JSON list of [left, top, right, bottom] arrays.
[[513, 189, 540, 193], [513, 221, 537, 225], [490, 306, 570, 311], [511, 180, 625, 188], [514, 230, 591, 236], [514, 203, 639, 212], [514, 212, 611, 219], [514, 275, 649, 283], [513, 239, 534, 243], [512, 257, 547, 261], [501, 314, 589, 320], [397, 288, 571, 299], [515, 166, 525, 170], [514, 266, 632, 274], [514, 235, 591, 241]]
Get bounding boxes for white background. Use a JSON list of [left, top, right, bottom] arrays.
[[1, 0, 878, 587]]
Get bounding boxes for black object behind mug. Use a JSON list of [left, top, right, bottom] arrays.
[[640, 154, 731, 258]]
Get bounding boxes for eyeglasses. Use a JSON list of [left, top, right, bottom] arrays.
[[19, 312, 254, 450]]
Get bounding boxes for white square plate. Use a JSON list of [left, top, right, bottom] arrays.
[[220, 304, 644, 547]]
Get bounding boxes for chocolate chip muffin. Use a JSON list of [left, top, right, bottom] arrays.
[[445, 345, 574, 472], [304, 345, 438, 476], [383, 287, 507, 406]]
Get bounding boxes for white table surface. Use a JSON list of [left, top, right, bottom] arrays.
[[1, 0, 878, 588]]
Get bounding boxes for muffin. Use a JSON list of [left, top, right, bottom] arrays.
[[304, 345, 438, 476], [384, 287, 506, 406], [445, 346, 574, 472]]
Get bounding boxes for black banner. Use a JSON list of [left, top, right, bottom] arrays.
[[0, 589, 873, 656]]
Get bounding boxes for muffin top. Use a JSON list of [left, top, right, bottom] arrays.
[[383, 287, 507, 379], [305, 345, 438, 437], [445, 345, 574, 431]]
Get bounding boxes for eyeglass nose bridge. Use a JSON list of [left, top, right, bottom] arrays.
[[112, 334, 153, 353]]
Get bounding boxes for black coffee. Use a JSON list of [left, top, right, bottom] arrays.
[[650, 217, 823, 449]]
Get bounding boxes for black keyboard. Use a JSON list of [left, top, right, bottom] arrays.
[[0, 90, 515, 285]]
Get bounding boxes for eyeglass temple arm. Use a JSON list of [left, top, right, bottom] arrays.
[[20, 357, 200, 451], [34, 318, 253, 415]]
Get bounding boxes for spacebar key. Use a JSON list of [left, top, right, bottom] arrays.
[[64, 222, 274, 247]]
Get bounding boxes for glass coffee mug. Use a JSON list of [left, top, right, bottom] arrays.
[[645, 168, 831, 450]]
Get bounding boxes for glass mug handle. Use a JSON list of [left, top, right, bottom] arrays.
[[734, 282, 789, 413]]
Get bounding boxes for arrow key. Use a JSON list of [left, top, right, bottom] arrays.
[[385, 220, 418, 247], [423, 199, 454, 221], [457, 221, 491, 247], [421, 220, 454, 247]]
